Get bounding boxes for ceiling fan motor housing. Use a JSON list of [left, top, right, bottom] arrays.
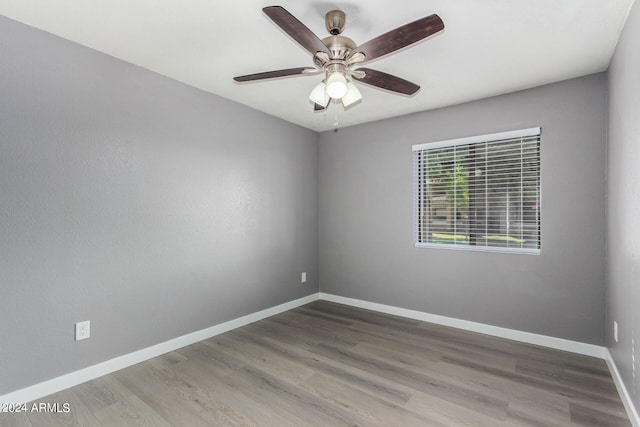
[[325, 10, 346, 35], [322, 35, 356, 60]]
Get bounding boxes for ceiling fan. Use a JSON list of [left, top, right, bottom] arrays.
[[233, 6, 444, 111]]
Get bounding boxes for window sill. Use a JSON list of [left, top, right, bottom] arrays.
[[414, 242, 541, 255]]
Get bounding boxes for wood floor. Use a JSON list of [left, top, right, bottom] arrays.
[[0, 301, 631, 426]]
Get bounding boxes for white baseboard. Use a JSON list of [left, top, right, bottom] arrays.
[[605, 349, 640, 427], [0, 293, 320, 406], [4, 290, 634, 424], [318, 293, 606, 358], [322, 293, 640, 424]]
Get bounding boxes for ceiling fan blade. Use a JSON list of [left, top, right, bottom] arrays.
[[353, 68, 420, 95], [314, 102, 327, 111], [351, 14, 444, 63], [263, 6, 331, 56], [233, 67, 317, 82]]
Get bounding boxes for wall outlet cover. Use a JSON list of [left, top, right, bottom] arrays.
[[301, 272, 307, 283], [75, 320, 90, 341]]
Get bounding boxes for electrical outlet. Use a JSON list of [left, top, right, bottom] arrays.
[[301, 272, 307, 283], [614, 321, 618, 343], [75, 320, 90, 341]]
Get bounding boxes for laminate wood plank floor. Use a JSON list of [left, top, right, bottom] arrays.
[[0, 301, 631, 426]]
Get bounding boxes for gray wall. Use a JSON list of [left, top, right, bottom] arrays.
[[0, 15, 318, 395], [607, 0, 640, 414], [319, 73, 607, 345]]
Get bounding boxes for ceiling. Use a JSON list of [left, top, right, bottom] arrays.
[[0, 1, 634, 132]]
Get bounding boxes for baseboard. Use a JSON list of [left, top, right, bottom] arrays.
[[319, 293, 640, 424], [605, 349, 640, 427], [1, 291, 625, 417], [318, 293, 606, 359], [0, 293, 320, 406]]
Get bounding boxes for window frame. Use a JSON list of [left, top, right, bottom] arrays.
[[413, 127, 541, 255]]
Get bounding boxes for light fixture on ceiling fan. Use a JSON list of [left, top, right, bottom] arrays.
[[309, 67, 362, 109], [233, 6, 445, 111]]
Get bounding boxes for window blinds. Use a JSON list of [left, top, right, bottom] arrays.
[[413, 128, 541, 254]]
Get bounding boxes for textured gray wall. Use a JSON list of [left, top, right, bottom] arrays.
[[319, 73, 607, 345], [0, 16, 318, 395], [607, 0, 640, 414]]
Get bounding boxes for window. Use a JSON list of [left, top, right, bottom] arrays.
[[413, 128, 541, 254]]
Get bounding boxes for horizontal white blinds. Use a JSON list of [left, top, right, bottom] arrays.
[[413, 128, 541, 254], [412, 127, 541, 151]]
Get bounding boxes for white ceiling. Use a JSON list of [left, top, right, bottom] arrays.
[[0, 1, 634, 132]]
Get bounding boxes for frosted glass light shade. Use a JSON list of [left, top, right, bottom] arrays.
[[326, 72, 348, 99], [309, 82, 328, 106], [342, 82, 362, 107]]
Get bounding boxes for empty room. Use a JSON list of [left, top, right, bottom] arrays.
[[1, 1, 639, 426]]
